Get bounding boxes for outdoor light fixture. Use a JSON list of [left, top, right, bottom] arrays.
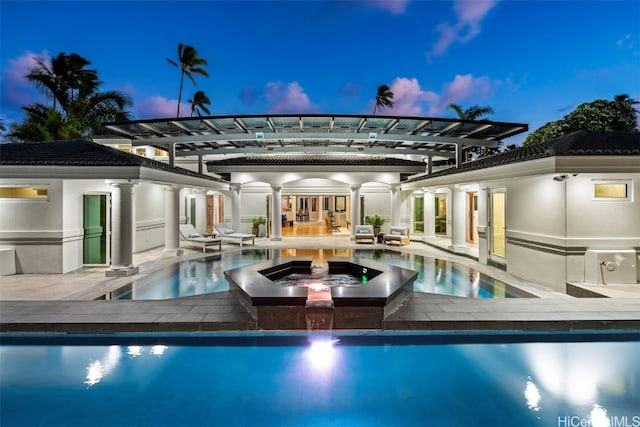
[[553, 174, 571, 182], [368, 132, 377, 141], [255, 132, 264, 140]]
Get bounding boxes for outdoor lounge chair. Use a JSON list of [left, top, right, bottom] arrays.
[[213, 223, 255, 248], [354, 225, 375, 243], [179, 224, 222, 253], [325, 215, 340, 232], [382, 226, 410, 246]]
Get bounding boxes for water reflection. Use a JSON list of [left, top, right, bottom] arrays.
[[115, 249, 520, 300], [84, 345, 121, 387]]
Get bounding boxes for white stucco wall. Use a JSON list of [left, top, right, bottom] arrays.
[[0, 179, 65, 273], [62, 180, 111, 273], [134, 182, 166, 252], [566, 173, 640, 283]]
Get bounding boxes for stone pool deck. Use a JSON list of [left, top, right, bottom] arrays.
[[2, 236, 640, 333]]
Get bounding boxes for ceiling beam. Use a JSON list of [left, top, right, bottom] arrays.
[[173, 145, 456, 158], [131, 131, 499, 148]]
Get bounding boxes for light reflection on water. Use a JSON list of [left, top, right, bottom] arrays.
[[1, 338, 638, 426], [115, 249, 520, 300]]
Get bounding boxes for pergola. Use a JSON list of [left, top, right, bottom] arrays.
[[99, 114, 528, 172]]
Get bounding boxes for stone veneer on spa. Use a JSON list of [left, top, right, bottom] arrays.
[[224, 257, 418, 330]]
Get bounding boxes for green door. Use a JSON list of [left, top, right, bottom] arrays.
[[83, 194, 107, 265]]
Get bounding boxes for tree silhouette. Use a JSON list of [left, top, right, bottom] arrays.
[[373, 84, 394, 114], [166, 44, 209, 117]]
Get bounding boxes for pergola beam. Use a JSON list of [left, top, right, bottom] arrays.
[[131, 132, 499, 148]]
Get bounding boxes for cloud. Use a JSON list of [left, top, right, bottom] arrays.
[[134, 95, 189, 119], [264, 81, 316, 114], [378, 77, 438, 116], [370, 74, 495, 116], [1, 50, 49, 115], [362, 0, 410, 14], [437, 74, 493, 111], [616, 33, 635, 49], [428, 0, 498, 58]]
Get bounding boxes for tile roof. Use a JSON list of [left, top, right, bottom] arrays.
[[405, 130, 640, 183], [0, 140, 226, 183]]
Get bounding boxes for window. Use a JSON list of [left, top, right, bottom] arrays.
[[414, 196, 424, 233], [335, 196, 346, 212], [593, 180, 632, 201], [0, 186, 49, 200]]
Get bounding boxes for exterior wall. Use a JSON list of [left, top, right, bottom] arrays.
[[0, 178, 172, 273], [134, 182, 166, 252], [505, 175, 567, 290], [62, 180, 111, 273], [566, 173, 640, 283], [409, 171, 640, 290], [0, 179, 65, 273]]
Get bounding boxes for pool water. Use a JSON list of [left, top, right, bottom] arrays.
[[1, 333, 638, 427], [112, 249, 525, 300]]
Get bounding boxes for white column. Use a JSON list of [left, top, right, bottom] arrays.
[[231, 183, 242, 232], [271, 185, 283, 241], [349, 184, 361, 239], [195, 190, 207, 233], [449, 187, 466, 251], [107, 182, 139, 277], [164, 186, 181, 254], [423, 189, 435, 238], [390, 184, 400, 226]]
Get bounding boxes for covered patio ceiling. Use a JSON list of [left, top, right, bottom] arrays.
[[98, 114, 528, 161]]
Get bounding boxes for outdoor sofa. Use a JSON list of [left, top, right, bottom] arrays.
[[382, 226, 410, 246]]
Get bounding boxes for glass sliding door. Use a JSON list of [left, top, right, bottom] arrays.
[[490, 190, 506, 259], [414, 196, 424, 234], [435, 194, 447, 235]]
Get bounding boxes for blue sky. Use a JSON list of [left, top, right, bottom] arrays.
[[1, 0, 638, 144]]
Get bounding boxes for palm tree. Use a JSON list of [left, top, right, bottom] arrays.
[[448, 103, 496, 159], [27, 53, 95, 111], [167, 44, 209, 117], [189, 90, 211, 117], [447, 103, 494, 120], [373, 84, 394, 115], [10, 52, 131, 141]]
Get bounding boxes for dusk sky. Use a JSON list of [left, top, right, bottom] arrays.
[[1, 0, 638, 144]]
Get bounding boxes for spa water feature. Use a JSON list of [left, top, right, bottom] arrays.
[[224, 256, 418, 329]]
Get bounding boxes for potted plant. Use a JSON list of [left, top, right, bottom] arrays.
[[365, 214, 385, 236], [252, 216, 266, 237]]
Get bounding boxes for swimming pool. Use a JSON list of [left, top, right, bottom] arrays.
[[110, 249, 528, 300], [1, 332, 638, 427]]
